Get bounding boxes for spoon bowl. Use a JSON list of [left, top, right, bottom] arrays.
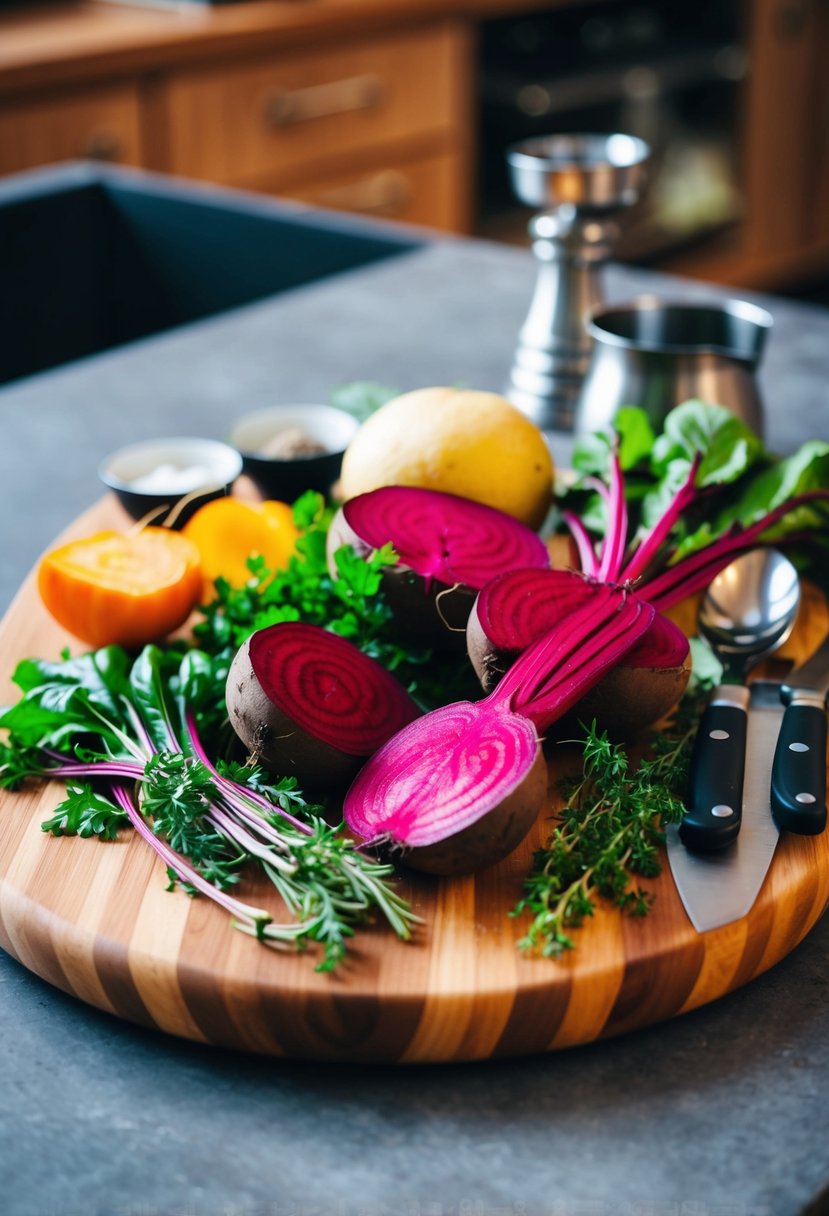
[[698, 548, 801, 681]]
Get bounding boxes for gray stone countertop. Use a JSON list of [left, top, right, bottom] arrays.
[[2, 235, 829, 1216]]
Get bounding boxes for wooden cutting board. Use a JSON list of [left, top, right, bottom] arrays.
[[1, 499, 828, 1063]]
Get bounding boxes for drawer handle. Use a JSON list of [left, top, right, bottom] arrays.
[[313, 170, 412, 216], [263, 73, 385, 128], [80, 129, 123, 162]]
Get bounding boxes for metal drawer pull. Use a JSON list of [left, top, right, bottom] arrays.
[[313, 170, 412, 216], [264, 73, 385, 128], [80, 129, 123, 161]]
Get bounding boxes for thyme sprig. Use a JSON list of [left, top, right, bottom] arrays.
[[513, 693, 704, 958]]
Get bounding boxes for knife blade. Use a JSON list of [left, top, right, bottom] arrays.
[[667, 680, 782, 933], [770, 630, 829, 836]]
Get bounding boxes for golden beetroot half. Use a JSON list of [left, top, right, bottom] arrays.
[[226, 621, 421, 789]]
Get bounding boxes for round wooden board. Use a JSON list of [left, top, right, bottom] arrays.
[[1, 499, 828, 1063]]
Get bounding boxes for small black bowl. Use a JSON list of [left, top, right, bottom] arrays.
[[99, 437, 244, 528], [228, 404, 360, 503]]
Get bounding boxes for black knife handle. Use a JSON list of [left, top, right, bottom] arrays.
[[770, 701, 827, 835], [681, 700, 748, 852]]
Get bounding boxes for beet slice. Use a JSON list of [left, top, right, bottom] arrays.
[[226, 622, 421, 788], [467, 566, 691, 734], [328, 486, 550, 647], [339, 486, 550, 589], [344, 587, 654, 874]]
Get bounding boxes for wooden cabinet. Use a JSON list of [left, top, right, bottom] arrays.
[[0, 0, 828, 286], [155, 22, 472, 229], [0, 8, 472, 234], [0, 82, 144, 175], [278, 150, 468, 230], [163, 27, 466, 189]]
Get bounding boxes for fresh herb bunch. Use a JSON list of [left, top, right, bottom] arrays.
[[513, 691, 705, 958], [0, 643, 416, 970], [193, 490, 478, 710]]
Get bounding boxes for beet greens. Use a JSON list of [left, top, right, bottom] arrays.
[[0, 644, 415, 970]]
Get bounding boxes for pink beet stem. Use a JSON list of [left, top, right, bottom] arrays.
[[562, 510, 599, 576], [597, 451, 629, 583], [641, 489, 829, 608], [518, 596, 654, 731], [620, 453, 703, 585], [491, 584, 654, 728]]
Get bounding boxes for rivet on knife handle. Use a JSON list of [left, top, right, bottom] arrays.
[[681, 687, 749, 852], [770, 698, 827, 835]]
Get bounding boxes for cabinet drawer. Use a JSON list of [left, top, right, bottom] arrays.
[[277, 150, 470, 233], [165, 25, 465, 186], [0, 85, 143, 176]]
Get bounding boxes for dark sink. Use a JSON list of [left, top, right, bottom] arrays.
[[0, 162, 424, 386]]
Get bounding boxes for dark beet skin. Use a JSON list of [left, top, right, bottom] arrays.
[[227, 641, 361, 788]]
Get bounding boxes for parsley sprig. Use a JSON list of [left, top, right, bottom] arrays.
[[513, 694, 703, 957]]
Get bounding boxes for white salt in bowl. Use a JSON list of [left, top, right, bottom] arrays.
[[98, 437, 243, 527]]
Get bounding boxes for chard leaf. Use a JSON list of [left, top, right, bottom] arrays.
[[10, 648, 129, 719], [0, 648, 133, 753], [719, 440, 829, 526], [571, 407, 655, 477], [639, 459, 702, 534], [572, 431, 612, 477], [670, 440, 829, 564], [615, 406, 657, 470], [651, 399, 765, 485], [129, 646, 180, 753]]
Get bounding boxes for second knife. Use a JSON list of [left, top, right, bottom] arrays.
[[668, 680, 783, 933], [770, 629, 829, 835]]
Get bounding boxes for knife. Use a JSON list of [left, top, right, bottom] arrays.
[[667, 680, 782, 933], [770, 631, 829, 836]]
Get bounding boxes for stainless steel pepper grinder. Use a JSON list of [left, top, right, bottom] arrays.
[[505, 133, 651, 432]]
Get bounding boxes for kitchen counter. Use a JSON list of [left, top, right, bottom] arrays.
[[2, 171, 829, 1216]]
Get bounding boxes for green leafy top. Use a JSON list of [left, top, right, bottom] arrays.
[[565, 399, 829, 586]]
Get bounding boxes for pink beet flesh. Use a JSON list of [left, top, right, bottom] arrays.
[[342, 486, 549, 590], [248, 622, 420, 756]]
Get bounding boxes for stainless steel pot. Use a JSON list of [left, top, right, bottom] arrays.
[[574, 295, 773, 438]]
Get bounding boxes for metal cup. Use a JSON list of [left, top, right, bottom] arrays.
[[574, 295, 773, 438]]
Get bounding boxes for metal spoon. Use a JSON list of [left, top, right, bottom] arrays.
[[679, 548, 801, 852]]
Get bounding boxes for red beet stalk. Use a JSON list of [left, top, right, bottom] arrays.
[[469, 566, 689, 685]]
